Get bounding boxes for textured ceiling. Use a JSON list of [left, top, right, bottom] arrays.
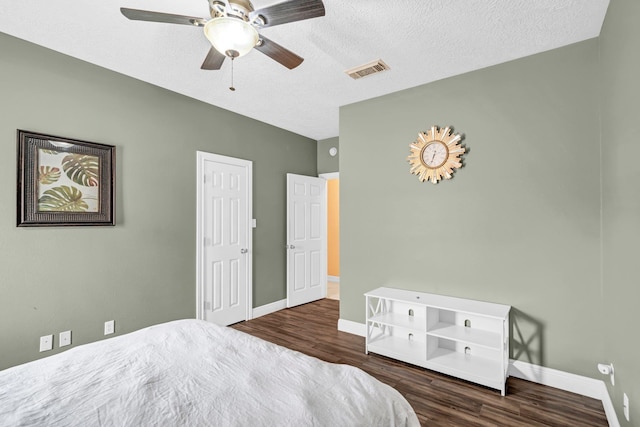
[[0, 0, 609, 140]]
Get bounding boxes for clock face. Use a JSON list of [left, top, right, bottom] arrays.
[[421, 142, 448, 168]]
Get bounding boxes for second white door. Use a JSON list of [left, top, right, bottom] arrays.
[[286, 173, 327, 308]]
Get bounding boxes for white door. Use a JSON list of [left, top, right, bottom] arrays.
[[196, 152, 252, 325], [286, 173, 327, 308]]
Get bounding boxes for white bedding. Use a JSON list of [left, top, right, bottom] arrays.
[[0, 319, 419, 426]]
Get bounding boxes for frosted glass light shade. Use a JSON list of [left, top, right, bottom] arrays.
[[204, 17, 259, 58]]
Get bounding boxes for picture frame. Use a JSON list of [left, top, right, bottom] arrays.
[[17, 130, 115, 227]]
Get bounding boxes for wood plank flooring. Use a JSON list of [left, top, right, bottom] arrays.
[[231, 299, 607, 426]]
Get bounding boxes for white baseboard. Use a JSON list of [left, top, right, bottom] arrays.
[[338, 318, 619, 427], [328, 276, 340, 283], [337, 318, 366, 336], [252, 299, 287, 319], [509, 360, 619, 426], [508, 360, 602, 400]]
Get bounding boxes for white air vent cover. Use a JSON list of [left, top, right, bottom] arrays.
[[345, 59, 390, 80]]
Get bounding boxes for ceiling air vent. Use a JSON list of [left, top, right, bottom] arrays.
[[345, 59, 390, 80]]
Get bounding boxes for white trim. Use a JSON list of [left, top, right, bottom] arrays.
[[321, 173, 339, 291], [509, 360, 619, 427], [338, 318, 366, 336], [319, 172, 339, 180], [196, 152, 205, 321], [252, 299, 287, 319], [196, 151, 253, 323], [337, 318, 620, 427], [508, 360, 603, 400]]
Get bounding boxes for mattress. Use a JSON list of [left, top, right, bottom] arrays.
[[0, 319, 419, 426]]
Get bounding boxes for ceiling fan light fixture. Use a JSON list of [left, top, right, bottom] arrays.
[[204, 16, 258, 58]]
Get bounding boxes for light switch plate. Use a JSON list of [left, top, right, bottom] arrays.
[[104, 320, 115, 335], [59, 330, 71, 347]]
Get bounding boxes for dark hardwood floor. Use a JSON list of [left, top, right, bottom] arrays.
[[231, 299, 608, 426]]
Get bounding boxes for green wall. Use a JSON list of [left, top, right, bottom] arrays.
[[340, 39, 603, 377], [601, 0, 640, 424], [317, 137, 339, 174], [0, 33, 316, 370]]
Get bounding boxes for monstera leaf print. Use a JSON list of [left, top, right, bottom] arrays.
[[38, 166, 61, 185], [38, 186, 88, 212], [62, 154, 99, 187]]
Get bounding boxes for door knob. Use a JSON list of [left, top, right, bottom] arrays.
[[287, 244, 295, 249], [240, 248, 248, 254]]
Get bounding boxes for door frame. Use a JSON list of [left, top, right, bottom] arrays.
[[319, 172, 339, 288], [195, 151, 253, 322]]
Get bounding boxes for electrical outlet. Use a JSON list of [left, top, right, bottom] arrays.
[[39, 335, 53, 352], [623, 393, 630, 422], [59, 330, 71, 347], [104, 320, 115, 335]]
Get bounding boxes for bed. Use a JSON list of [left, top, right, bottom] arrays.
[[0, 319, 419, 426]]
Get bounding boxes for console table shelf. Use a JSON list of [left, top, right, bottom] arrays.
[[365, 287, 511, 395], [427, 323, 502, 349], [368, 336, 427, 363], [369, 312, 427, 332]]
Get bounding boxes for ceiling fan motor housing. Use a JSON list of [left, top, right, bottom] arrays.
[[209, 0, 255, 20]]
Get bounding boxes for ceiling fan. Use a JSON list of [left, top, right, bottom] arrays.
[[120, 0, 325, 71]]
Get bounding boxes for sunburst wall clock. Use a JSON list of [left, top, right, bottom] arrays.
[[407, 126, 465, 184]]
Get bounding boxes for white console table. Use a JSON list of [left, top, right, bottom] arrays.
[[365, 287, 511, 395]]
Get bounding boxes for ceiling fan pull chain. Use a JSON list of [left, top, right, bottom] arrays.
[[229, 57, 236, 91]]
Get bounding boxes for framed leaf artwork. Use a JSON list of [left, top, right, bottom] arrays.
[[17, 130, 115, 226]]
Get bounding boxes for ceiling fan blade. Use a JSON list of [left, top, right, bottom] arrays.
[[254, 35, 303, 69], [201, 47, 226, 70], [120, 8, 208, 27], [249, 0, 325, 29]]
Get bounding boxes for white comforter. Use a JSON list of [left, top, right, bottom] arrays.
[[0, 319, 418, 426]]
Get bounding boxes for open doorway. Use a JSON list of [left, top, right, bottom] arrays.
[[321, 173, 339, 300]]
